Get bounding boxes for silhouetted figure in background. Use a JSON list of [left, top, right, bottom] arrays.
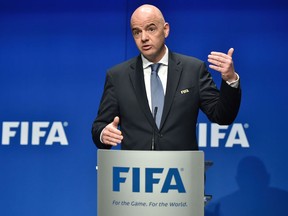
[[205, 156, 288, 216]]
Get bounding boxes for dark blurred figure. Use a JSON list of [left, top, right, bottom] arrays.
[[205, 156, 288, 216]]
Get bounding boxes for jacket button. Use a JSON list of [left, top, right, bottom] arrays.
[[159, 134, 163, 138]]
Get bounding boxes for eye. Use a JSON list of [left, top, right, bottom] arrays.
[[148, 26, 156, 32], [133, 30, 141, 36]]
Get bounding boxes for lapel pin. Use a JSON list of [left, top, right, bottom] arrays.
[[181, 89, 189, 94]]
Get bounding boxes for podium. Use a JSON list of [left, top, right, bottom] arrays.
[[97, 150, 204, 216]]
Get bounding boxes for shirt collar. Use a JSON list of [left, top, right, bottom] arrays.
[[141, 45, 169, 69]]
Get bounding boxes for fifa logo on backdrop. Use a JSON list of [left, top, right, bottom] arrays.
[[197, 123, 250, 148], [113, 167, 186, 193], [1, 121, 69, 145]]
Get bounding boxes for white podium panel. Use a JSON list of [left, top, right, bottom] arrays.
[[97, 150, 204, 216]]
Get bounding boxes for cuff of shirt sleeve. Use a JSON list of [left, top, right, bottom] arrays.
[[226, 72, 240, 88], [100, 129, 104, 143]]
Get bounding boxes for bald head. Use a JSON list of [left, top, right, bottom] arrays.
[[131, 4, 165, 27]]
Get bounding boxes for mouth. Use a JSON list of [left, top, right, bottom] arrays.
[[142, 45, 152, 51]]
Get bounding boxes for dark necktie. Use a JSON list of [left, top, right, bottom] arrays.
[[150, 63, 164, 128]]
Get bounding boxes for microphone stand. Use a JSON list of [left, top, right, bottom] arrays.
[[151, 107, 158, 150]]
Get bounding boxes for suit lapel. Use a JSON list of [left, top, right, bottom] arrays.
[[128, 53, 183, 130], [129, 56, 157, 128], [160, 52, 183, 129]]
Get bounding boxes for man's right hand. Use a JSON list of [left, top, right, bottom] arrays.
[[101, 116, 123, 146]]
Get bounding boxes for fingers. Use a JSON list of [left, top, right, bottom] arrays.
[[102, 116, 123, 146], [208, 52, 231, 72], [227, 48, 234, 57], [112, 116, 120, 127], [208, 48, 233, 66], [208, 48, 234, 69], [208, 48, 236, 81]]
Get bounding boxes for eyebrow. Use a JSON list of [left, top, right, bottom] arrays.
[[145, 23, 157, 29], [132, 23, 157, 31]]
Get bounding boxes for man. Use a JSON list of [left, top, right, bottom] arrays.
[[92, 4, 241, 150]]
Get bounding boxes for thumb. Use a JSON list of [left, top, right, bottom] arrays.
[[112, 116, 120, 127], [228, 48, 234, 57]]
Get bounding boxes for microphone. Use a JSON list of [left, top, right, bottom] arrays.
[[151, 107, 158, 150]]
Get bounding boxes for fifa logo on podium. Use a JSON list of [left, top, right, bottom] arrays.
[[112, 167, 186, 193]]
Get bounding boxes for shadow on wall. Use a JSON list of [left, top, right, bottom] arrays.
[[205, 156, 288, 216]]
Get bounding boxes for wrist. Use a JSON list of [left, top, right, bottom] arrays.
[[226, 72, 239, 84]]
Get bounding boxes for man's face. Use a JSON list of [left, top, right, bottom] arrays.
[[131, 12, 169, 63]]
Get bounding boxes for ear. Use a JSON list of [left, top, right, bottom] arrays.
[[164, 22, 170, 38]]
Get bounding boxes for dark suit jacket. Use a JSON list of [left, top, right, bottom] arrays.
[[92, 51, 241, 150]]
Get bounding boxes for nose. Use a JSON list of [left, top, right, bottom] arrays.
[[141, 31, 148, 42]]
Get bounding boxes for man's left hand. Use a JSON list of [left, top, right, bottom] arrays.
[[208, 48, 238, 82]]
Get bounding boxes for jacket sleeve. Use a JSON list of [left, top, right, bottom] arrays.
[[91, 72, 120, 149], [199, 62, 241, 125]]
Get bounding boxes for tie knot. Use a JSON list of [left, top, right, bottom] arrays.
[[150, 63, 161, 74]]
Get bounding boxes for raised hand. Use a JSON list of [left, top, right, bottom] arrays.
[[208, 48, 238, 82]]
